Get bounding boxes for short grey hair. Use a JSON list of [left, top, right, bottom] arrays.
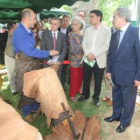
[[72, 16, 85, 30], [116, 7, 131, 22], [62, 14, 71, 20], [51, 17, 61, 26]]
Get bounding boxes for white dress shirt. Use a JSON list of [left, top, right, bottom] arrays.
[[60, 27, 67, 34], [91, 24, 101, 53], [52, 30, 58, 39], [118, 23, 130, 48]]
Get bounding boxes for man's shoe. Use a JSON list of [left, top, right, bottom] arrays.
[[116, 124, 129, 133], [25, 114, 33, 122], [77, 95, 88, 102], [104, 117, 120, 122], [102, 96, 110, 102], [12, 92, 18, 95], [107, 100, 113, 106], [93, 99, 100, 106]]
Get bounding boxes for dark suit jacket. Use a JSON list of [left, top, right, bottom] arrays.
[[107, 24, 140, 86], [40, 30, 67, 63], [58, 25, 72, 43], [58, 25, 72, 60]]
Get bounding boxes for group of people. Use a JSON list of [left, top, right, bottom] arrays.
[[3, 6, 140, 133]]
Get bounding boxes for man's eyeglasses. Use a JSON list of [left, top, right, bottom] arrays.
[[78, 15, 85, 18]]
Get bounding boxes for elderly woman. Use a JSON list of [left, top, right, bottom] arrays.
[[68, 16, 84, 102]]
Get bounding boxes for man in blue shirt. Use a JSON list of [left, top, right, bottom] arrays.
[[12, 8, 59, 122]]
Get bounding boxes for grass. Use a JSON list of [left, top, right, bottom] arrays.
[[0, 73, 111, 139]]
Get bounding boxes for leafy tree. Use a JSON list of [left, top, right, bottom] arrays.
[[61, 5, 72, 17], [99, 0, 133, 26]]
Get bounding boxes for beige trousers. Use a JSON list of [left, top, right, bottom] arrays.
[[4, 55, 16, 93]]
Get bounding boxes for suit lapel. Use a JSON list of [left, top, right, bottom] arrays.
[[115, 25, 132, 58], [56, 31, 60, 49], [49, 30, 53, 48]]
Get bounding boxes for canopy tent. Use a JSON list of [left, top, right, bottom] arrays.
[[40, 9, 69, 19], [0, 9, 69, 23], [0, 19, 19, 24], [0, 0, 89, 13], [0, 0, 89, 23], [0, 10, 21, 20]]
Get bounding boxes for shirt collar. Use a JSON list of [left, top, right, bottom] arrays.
[[21, 22, 31, 33], [52, 30, 58, 34], [93, 23, 101, 30], [120, 23, 130, 32], [61, 27, 67, 30]]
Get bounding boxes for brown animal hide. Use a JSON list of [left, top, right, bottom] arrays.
[[23, 68, 73, 128], [0, 99, 40, 140], [44, 110, 101, 140]]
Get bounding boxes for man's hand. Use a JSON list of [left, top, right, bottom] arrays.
[[50, 50, 59, 56], [47, 61, 54, 65], [106, 73, 111, 79], [87, 53, 95, 61], [134, 80, 140, 86]]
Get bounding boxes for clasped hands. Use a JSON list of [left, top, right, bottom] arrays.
[[87, 53, 96, 61]]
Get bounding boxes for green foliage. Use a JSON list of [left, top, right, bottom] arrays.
[[99, 0, 133, 26], [61, 5, 72, 17]]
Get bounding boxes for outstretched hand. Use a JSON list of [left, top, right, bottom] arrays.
[[50, 50, 59, 56]]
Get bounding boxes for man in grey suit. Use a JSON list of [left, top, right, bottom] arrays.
[[41, 17, 67, 80]]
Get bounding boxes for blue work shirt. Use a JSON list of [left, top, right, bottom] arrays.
[[12, 23, 50, 58]]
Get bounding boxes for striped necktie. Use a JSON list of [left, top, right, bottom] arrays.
[[53, 32, 56, 50]]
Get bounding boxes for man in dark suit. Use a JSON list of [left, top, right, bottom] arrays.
[[41, 17, 67, 80], [58, 15, 72, 90], [104, 7, 140, 133]]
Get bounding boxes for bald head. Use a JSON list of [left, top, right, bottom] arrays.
[[21, 9, 33, 19], [21, 8, 36, 29]]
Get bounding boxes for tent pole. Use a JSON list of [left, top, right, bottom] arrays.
[[36, 13, 40, 21]]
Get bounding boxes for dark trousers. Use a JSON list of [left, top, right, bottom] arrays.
[[61, 65, 69, 88], [82, 62, 105, 100], [112, 80, 137, 127]]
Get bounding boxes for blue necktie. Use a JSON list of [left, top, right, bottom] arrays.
[[115, 30, 121, 52]]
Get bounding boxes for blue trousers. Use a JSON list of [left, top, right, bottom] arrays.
[[22, 102, 40, 116], [112, 82, 137, 127]]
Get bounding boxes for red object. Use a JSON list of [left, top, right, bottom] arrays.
[[62, 60, 70, 64], [44, 60, 70, 65], [69, 67, 83, 97], [43, 60, 48, 65]]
